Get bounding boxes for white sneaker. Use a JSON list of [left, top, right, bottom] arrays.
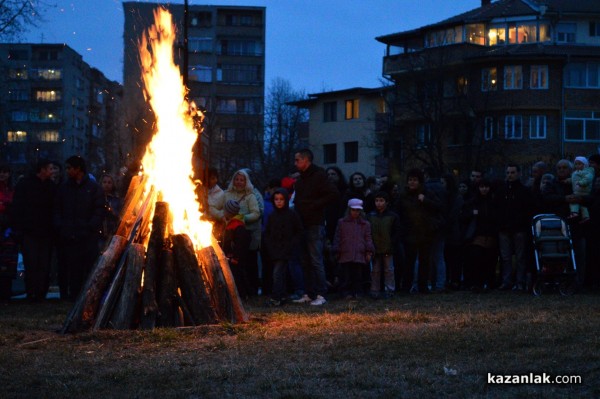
[[310, 295, 327, 306], [292, 294, 312, 304]]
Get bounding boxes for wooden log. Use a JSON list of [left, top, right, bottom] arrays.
[[139, 202, 169, 330], [61, 235, 128, 333], [197, 246, 235, 323], [109, 243, 144, 329], [156, 249, 180, 327], [116, 175, 146, 238], [210, 235, 249, 323], [172, 234, 218, 325]]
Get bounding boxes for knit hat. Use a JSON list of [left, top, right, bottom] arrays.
[[348, 198, 363, 209], [574, 156, 589, 167], [224, 199, 240, 216]]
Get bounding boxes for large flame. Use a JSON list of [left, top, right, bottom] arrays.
[[139, 8, 212, 249]]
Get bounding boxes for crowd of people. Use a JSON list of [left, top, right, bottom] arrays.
[[2, 150, 599, 306], [207, 150, 600, 306], [0, 156, 122, 302]]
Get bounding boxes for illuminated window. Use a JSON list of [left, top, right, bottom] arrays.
[[37, 130, 60, 142], [8, 68, 28, 79], [345, 99, 359, 120], [33, 68, 62, 80], [35, 90, 61, 102], [504, 65, 522, 89], [466, 24, 485, 45], [7, 130, 27, 142], [481, 67, 497, 91], [530, 65, 548, 89], [488, 25, 506, 45]]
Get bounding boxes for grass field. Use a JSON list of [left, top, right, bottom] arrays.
[[1, 291, 598, 398]]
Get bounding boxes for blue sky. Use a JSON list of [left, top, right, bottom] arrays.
[[24, 0, 482, 93]]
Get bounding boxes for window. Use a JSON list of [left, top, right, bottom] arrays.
[[189, 37, 212, 53], [323, 144, 337, 164], [557, 23, 576, 43], [225, 14, 255, 27], [457, 76, 468, 95], [190, 12, 211, 27], [7, 130, 27, 142], [565, 62, 600, 88], [217, 128, 236, 142], [530, 65, 548, 89], [216, 98, 236, 113], [516, 23, 537, 43], [344, 141, 358, 163], [38, 130, 60, 142], [217, 64, 260, 83], [35, 50, 58, 60], [530, 115, 547, 139], [466, 24, 485, 45], [8, 50, 28, 60], [219, 39, 263, 56], [504, 115, 523, 139], [33, 68, 61, 80], [504, 65, 522, 89], [31, 110, 60, 123], [416, 124, 431, 148], [35, 90, 61, 102], [565, 111, 600, 142], [189, 65, 212, 82], [323, 101, 337, 122], [11, 111, 27, 122], [9, 89, 29, 101], [8, 68, 27, 79], [484, 117, 495, 140], [345, 99, 359, 120], [481, 67, 497, 91], [488, 25, 506, 45], [590, 22, 600, 37]]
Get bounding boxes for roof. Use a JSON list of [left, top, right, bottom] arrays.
[[287, 87, 389, 107], [376, 0, 600, 43]]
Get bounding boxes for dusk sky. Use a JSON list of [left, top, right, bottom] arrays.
[[24, 0, 482, 94]]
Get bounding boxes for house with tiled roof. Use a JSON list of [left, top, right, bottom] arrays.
[[377, 0, 600, 179]]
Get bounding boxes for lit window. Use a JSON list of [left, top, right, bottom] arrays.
[[345, 99, 359, 120], [36, 90, 61, 102], [504, 65, 523, 90], [481, 67, 497, 91], [530, 65, 548, 89], [37, 130, 60, 142], [7, 130, 27, 142]]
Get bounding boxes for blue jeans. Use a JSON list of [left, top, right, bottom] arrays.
[[301, 225, 327, 298]]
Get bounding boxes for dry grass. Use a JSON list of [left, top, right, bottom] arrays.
[[1, 291, 599, 398]]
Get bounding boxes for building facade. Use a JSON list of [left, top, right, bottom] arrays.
[[290, 87, 390, 179], [377, 0, 600, 178], [122, 2, 265, 182], [0, 43, 125, 177]]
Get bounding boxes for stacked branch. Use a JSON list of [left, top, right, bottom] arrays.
[[61, 175, 248, 334]]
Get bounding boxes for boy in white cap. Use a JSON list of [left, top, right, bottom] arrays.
[[570, 156, 595, 222]]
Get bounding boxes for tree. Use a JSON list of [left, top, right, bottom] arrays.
[[0, 0, 49, 41], [259, 77, 307, 184]]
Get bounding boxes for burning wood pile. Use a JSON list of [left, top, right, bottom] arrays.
[[61, 8, 248, 333]]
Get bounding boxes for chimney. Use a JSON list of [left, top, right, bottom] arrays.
[[482, 0, 491, 6]]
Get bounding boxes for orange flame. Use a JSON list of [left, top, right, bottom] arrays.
[[139, 8, 212, 249]]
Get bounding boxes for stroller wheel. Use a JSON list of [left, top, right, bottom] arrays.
[[532, 279, 543, 296], [559, 280, 576, 296]]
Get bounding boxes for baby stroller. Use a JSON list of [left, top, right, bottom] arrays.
[[531, 214, 577, 296]]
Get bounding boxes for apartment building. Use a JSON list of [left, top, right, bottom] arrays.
[[0, 43, 125, 177], [122, 2, 265, 181], [377, 0, 600, 178], [290, 87, 390, 179]]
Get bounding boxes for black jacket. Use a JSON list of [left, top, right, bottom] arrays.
[[264, 188, 303, 261], [54, 175, 105, 241], [294, 164, 339, 227], [493, 180, 535, 233], [12, 173, 56, 237]]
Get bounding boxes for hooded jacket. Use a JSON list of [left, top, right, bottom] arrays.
[[264, 188, 303, 261]]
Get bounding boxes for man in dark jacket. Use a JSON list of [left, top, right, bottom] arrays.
[[495, 164, 536, 291], [292, 148, 339, 306], [12, 159, 56, 301], [54, 156, 104, 300]]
